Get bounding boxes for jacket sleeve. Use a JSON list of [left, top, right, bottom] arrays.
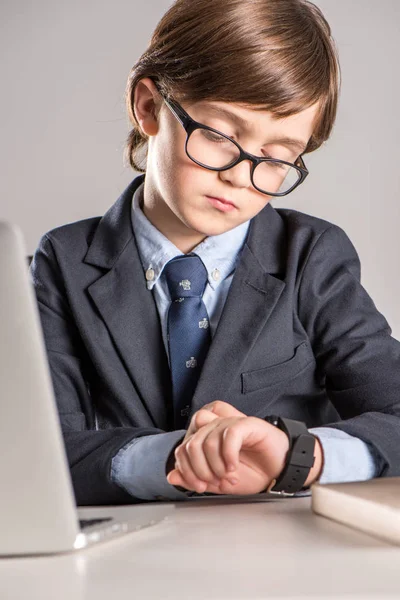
[[298, 224, 400, 476], [30, 234, 168, 505]]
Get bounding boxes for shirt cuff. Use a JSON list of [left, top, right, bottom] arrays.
[[111, 431, 187, 501], [309, 426, 382, 484]]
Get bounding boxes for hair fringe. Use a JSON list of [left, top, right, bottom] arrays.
[[124, 0, 341, 171]]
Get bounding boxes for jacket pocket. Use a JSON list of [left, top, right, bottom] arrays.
[[241, 341, 315, 394]]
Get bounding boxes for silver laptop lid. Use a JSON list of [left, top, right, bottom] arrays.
[[0, 222, 80, 555]]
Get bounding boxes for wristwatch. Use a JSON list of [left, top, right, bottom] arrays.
[[263, 415, 316, 495]]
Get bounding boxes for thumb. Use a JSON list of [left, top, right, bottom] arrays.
[[204, 400, 246, 419], [187, 408, 219, 436]]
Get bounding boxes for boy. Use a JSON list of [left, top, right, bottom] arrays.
[[31, 0, 400, 504]]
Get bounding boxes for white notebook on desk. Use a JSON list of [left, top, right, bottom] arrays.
[[311, 477, 400, 546]]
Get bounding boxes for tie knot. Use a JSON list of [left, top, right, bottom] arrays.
[[163, 254, 208, 300]]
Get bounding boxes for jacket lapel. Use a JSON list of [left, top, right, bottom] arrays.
[[83, 176, 172, 429], [83, 175, 287, 427], [191, 202, 287, 414]]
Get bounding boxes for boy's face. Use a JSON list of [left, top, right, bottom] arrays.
[[135, 78, 319, 252]]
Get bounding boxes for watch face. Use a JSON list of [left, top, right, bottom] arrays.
[[264, 415, 279, 427]]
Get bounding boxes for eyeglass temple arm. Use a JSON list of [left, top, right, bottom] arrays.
[[164, 97, 190, 128], [153, 82, 190, 129], [297, 155, 308, 173]]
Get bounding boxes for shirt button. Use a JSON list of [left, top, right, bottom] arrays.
[[212, 268, 220, 281], [146, 268, 155, 281]]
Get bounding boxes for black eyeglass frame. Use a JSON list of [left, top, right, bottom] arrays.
[[159, 92, 309, 197]]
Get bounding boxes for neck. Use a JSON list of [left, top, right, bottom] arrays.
[[141, 182, 207, 254]]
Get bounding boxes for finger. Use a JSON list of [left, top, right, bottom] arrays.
[[167, 470, 234, 495], [202, 427, 236, 481], [180, 418, 229, 482], [186, 419, 241, 484], [204, 400, 246, 419], [185, 431, 221, 483], [167, 468, 206, 492], [174, 443, 211, 493], [187, 409, 218, 437], [221, 425, 243, 472], [180, 431, 222, 484]]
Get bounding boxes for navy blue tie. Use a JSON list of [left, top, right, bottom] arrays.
[[164, 254, 211, 429]]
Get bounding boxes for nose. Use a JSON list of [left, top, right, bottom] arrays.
[[218, 158, 253, 189]]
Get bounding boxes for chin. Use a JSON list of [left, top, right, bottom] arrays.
[[185, 215, 239, 237]]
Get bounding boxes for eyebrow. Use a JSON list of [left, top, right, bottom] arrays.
[[204, 104, 308, 154]]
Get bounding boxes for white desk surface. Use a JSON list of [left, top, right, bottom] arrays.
[[1, 496, 399, 600]]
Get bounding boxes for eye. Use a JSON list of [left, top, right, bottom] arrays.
[[200, 129, 234, 144], [261, 156, 290, 171], [263, 147, 298, 163]]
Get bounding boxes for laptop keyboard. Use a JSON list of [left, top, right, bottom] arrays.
[[79, 517, 113, 529]]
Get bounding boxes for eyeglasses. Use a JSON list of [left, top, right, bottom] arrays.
[[159, 93, 309, 197]]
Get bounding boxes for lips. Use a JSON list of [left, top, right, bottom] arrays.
[[207, 196, 236, 208]]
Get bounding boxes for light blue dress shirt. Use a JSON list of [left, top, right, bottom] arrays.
[[111, 182, 381, 500]]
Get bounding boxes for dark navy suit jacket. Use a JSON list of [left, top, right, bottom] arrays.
[[31, 175, 400, 505]]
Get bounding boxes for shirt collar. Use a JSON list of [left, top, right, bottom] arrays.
[[131, 182, 250, 291]]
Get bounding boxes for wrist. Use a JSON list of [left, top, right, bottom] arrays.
[[303, 436, 324, 487], [263, 416, 317, 494], [165, 435, 185, 476]]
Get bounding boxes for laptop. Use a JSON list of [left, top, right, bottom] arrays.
[[0, 221, 174, 556]]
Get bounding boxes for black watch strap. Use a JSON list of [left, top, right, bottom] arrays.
[[264, 416, 316, 495]]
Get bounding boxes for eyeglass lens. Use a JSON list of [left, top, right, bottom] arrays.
[[186, 128, 301, 194]]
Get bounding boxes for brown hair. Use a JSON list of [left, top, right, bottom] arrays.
[[125, 0, 341, 172]]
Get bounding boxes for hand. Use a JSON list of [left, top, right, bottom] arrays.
[[166, 401, 244, 485], [167, 401, 291, 495]]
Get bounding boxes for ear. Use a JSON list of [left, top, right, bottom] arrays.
[[133, 77, 163, 137]]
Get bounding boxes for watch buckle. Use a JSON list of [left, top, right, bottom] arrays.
[[265, 478, 296, 497]]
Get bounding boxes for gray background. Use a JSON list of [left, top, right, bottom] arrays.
[[1, 0, 399, 337]]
